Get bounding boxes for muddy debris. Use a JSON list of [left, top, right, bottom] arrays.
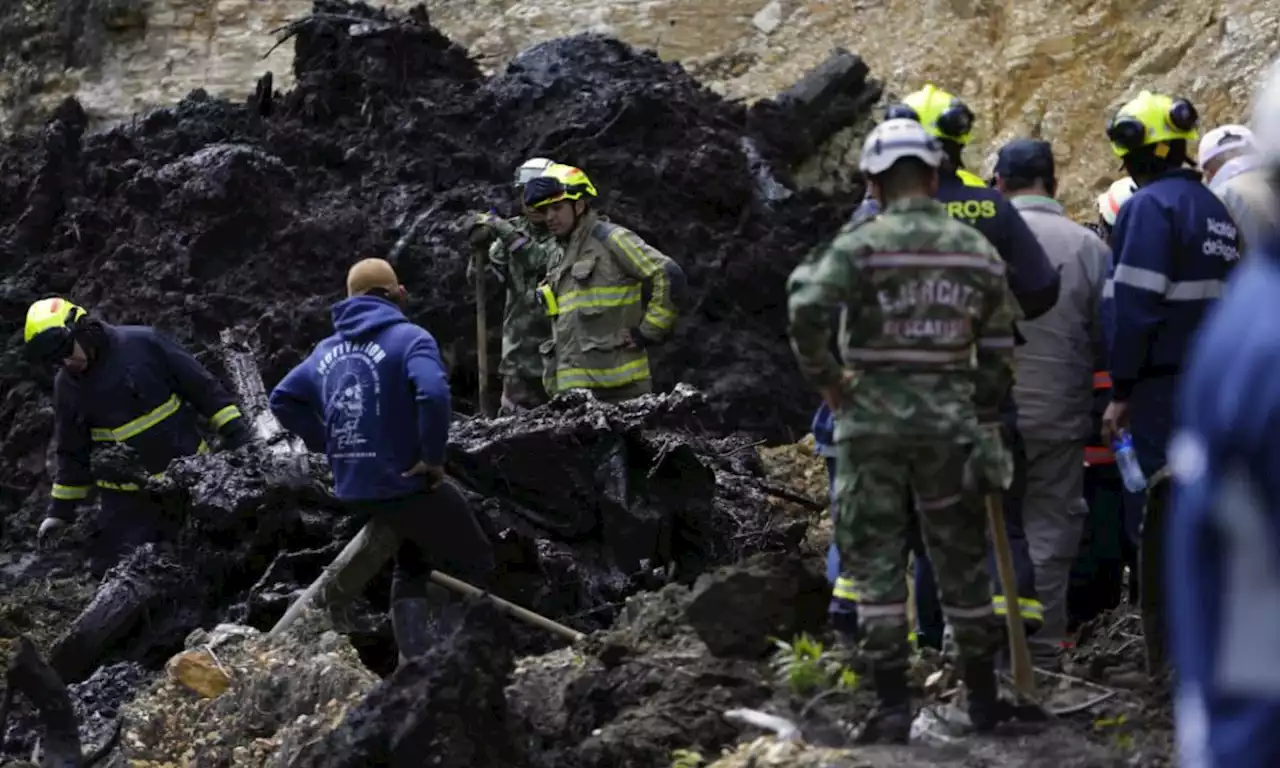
[[0, 385, 803, 761], [0, 6, 878, 747]]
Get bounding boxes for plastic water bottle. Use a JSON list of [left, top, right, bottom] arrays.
[[1112, 431, 1148, 493]]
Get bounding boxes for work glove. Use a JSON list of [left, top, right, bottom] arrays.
[[219, 421, 255, 452], [622, 327, 651, 350], [402, 460, 445, 491], [962, 423, 1013, 494], [37, 517, 67, 549], [463, 212, 518, 244]]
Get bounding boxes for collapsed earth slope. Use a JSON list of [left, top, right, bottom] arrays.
[[0, 1, 874, 547], [0, 1, 887, 761]]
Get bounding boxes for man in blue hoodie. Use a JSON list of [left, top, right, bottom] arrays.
[[269, 258, 495, 663], [1099, 91, 1240, 673]]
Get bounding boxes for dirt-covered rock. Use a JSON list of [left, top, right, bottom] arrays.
[[285, 599, 521, 768], [685, 551, 830, 658], [509, 583, 773, 768]]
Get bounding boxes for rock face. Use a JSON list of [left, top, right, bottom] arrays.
[[5, 0, 1271, 215]]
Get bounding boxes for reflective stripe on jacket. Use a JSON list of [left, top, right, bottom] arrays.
[[541, 211, 681, 394]]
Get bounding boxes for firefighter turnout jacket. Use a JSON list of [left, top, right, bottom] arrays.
[[49, 323, 249, 520], [538, 210, 682, 398]]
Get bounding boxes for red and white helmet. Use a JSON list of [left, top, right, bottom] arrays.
[[1097, 177, 1137, 226]]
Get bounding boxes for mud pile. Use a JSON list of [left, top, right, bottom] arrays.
[[0, 0, 876, 546], [0, 385, 802, 761]]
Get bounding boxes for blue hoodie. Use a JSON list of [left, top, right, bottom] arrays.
[[1168, 243, 1280, 767], [269, 295, 451, 502]]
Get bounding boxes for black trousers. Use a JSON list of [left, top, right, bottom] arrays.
[[346, 480, 496, 602]]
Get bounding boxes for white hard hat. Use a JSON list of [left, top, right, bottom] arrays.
[[514, 157, 556, 186], [1197, 124, 1255, 167], [1252, 57, 1280, 161], [858, 118, 944, 176], [1097, 177, 1137, 226]]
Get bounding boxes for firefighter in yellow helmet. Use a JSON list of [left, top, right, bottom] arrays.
[[1098, 91, 1241, 671], [522, 164, 685, 402], [23, 297, 252, 575]]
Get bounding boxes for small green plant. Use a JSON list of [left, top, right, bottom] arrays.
[[670, 748, 705, 768], [1093, 713, 1134, 750], [770, 633, 859, 695]]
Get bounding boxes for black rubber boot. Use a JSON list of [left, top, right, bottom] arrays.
[[963, 654, 1025, 732], [855, 665, 913, 744], [391, 597, 434, 666]]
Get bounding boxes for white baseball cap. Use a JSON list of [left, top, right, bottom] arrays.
[[1197, 124, 1256, 167]]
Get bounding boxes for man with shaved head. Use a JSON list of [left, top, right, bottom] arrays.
[[270, 258, 495, 665]]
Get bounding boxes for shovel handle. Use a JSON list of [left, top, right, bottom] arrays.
[[986, 494, 1036, 696]]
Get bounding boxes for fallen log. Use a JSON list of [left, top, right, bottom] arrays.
[[49, 548, 185, 684]]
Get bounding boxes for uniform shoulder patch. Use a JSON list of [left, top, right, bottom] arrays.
[[590, 219, 639, 263]]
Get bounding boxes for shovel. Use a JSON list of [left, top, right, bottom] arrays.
[[269, 521, 583, 644], [474, 239, 495, 418]]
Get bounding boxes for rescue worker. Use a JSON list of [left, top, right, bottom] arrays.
[[465, 157, 563, 414], [991, 139, 1110, 667], [522, 164, 683, 402], [24, 297, 252, 575], [1198, 124, 1278, 251], [826, 84, 1059, 642], [1095, 177, 1138, 240], [1067, 183, 1133, 630], [788, 118, 1022, 741], [1100, 90, 1240, 672], [1168, 58, 1280, 767], [269, 258, 496, 664]]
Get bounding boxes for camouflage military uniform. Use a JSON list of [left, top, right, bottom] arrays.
[[539, 210, 680, 402], [787, 196, 1021, 671], [468, 215, 560, 413]]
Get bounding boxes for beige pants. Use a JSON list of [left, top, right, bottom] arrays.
[[1022, 438, 1088, 656]]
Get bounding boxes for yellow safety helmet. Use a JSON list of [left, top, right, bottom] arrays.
[[24, 297, 87, 361], [1106, 91, 1199, 158], [523, 163, 598, 209], [885, 84, 976, 146]]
